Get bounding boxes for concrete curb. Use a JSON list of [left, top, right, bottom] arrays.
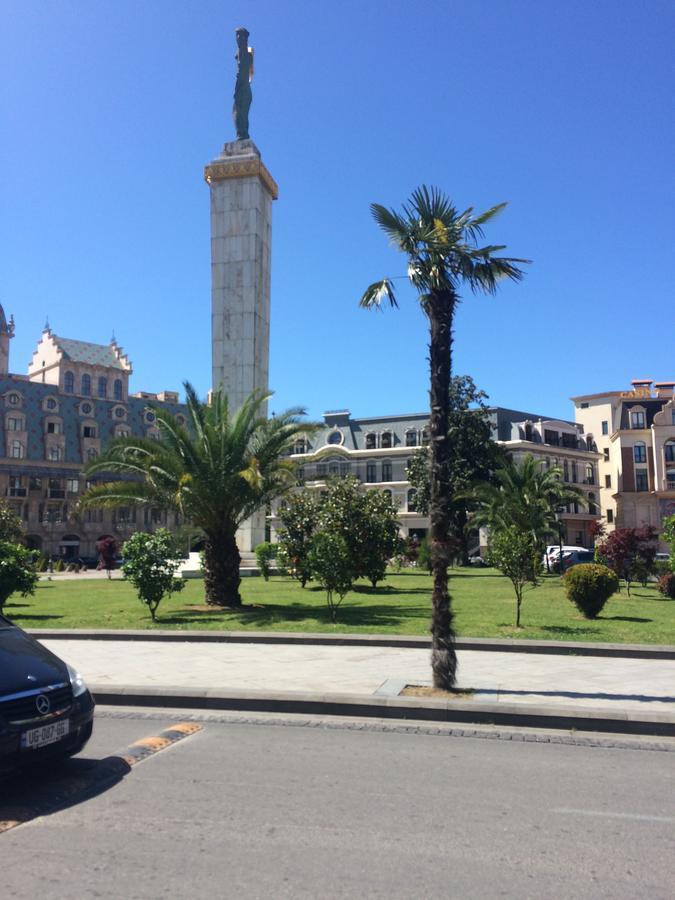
[[29, 628, 675, 660], [90, 684, 675, 738]]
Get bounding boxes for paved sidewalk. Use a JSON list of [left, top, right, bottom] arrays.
[[43, 639, 675, 714]]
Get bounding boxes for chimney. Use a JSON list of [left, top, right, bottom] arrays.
[[654, 381, 675, 399]]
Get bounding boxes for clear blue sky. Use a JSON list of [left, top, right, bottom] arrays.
[[2, 0, 673, 421]]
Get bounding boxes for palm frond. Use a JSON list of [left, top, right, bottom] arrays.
[[358, 279, 398, 310]]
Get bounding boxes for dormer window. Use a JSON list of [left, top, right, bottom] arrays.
[[631, 409, 646, 429], [365, 433, 376, 450], [380, 432, 392, 449], [421, 429, 429, 446], [405, 430, 417, 447]]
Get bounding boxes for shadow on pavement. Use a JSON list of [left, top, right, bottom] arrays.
[[479, 688, 675, 705], [0, 754, 131, 831]]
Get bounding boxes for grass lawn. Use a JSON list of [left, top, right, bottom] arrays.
[[5, 568, 674, 644]]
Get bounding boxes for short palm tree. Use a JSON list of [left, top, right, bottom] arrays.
[[469, 455, 585, 552], [81, 383, 312, 607], [360, 186, 527, 690]]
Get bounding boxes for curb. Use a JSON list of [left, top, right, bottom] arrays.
[[90, 684, 675, 738], [29, 628, 675, 660]]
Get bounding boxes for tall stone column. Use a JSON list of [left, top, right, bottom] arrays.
[[205, 139, 278, 552]]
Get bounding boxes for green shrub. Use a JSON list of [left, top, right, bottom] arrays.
[[254, 542, 276, 581], [656, 572, 675, 599], [654, 560, 672, 578], [563, 563, 619, 619], [53, 558, 65, 572], [417, 537, 432, 573]]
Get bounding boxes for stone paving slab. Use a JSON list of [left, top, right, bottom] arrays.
[[43, 639, 675, 714]]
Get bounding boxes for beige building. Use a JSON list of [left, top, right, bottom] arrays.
[[572, 379, 675, 549]]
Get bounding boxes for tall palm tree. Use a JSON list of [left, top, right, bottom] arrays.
[[80, 383, 312, 607], [469, 455, 585, 552], [359, 186, 528, 690]]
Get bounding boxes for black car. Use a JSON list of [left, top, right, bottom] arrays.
[[0, 614, 95, 775]]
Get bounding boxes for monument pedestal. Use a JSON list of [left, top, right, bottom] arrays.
[[205, 140, 278, 552]]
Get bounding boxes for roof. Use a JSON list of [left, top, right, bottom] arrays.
[[52, 336, 127, 370]]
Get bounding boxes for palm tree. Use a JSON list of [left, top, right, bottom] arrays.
[[469, 455, 585, 555], [359, 186, 528, 689], [80, 383, 312, 607]]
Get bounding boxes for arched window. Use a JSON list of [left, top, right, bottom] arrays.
[[407, 489, 417, 512], [98, 377, 107, 399], [113, 379, 123, 401], [64, 371, 75, 393], [633, 442, 646, 464], [365, 433, 376, 450], [380, 431, 392, 449], [81, 374, 91, 396]]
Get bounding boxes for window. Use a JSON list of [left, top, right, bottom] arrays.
[[10, 440, 25, 459], [327, 430, 342, 445], [98, 378, 107, 399], [380, 432, 392, 449], [145, 412, 155, 423], [665, 442, 675, 463], [83, 425, 97, 438], [635, 469, 648, 491], [405, 431, 417, 447], [81, 402, 93, 415], [46, 397, 57, 410], [603, 448, 610, 461], [87, 448, 98, 460], [7, 417, 23, 431], [580, 402, 589, 409], [47, 421, 63, 434], [666, 469, 675, 488], [601, 420, 608, 435], [544, 429, 560, 446], [573, 501, 579, 514], [571, 461, 578, 483], [563, 460, 569, 482], [29, 477, 42, 491], [407, 489, 417, 512], [585, 464, 595, 484], [115, 406, 126, 418], [365, 433, 376, 450], [633, 442, 646, 463], [605, 474, 611, 488], [8, 477, 25, 497], [316, 463, 327, 478], [421, 429, 429, 446], [631, 410, 645, 429], [113, 379, 123, 401], [366, 462, 377, 483], [48, 446, 62, 461], [292, 440, 306, 455], [64, 371, 75, 393], [607, 509, 614, 524], [8, 393, 20, 406], [562, 433, 577, 449], [588, 493, 597, 515], [382, 461, 392, 482], [66, 479, 79, 494], [81, 374, 91, 396]]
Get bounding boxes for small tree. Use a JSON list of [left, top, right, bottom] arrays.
[[0, 542, 39, 611], [596, 526, 658, 595], [359, 489, 400, 587], [276, 492, 320, 587], [487, 527, 539, 628], [0, 503, 24, 544], [254, 542, 276, 581], [563, 563, 619, 619], [96, 535, 118, 579], [662, 515, 675, 570], [307, 531, 353, 622], [122, 530, 185, 622]]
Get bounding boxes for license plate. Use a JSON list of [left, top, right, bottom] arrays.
[[21, 718, 70, 750]]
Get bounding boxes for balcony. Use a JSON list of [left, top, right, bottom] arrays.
[[47, 489, 66, 499], [7, 487, 26, 497]]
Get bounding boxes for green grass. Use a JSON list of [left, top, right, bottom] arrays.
[[5, 568, 674, 645]]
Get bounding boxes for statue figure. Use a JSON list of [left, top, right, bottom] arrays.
[[233, 27, 253, 140]]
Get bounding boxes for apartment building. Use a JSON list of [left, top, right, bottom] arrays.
[[573, 379, 675, 548]]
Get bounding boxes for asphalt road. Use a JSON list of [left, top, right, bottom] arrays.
[[1, 710, 674, 899]]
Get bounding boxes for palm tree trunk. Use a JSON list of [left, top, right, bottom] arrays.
[[426, 291, 458, 690], [203, 529, 242, 607]]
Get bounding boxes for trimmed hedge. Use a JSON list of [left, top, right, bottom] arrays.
[[563, 563, 619, 619], [657, 572, 675, 600]]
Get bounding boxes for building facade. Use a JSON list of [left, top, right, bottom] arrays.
[[270, 405, 602, 550], [573, 379, 675, 548], [0, 307, 186, 560]]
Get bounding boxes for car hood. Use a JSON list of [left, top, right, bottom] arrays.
[[0, 625, 69, 696]]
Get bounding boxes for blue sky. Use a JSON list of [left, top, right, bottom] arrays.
[[2, 0, 673, 421]]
